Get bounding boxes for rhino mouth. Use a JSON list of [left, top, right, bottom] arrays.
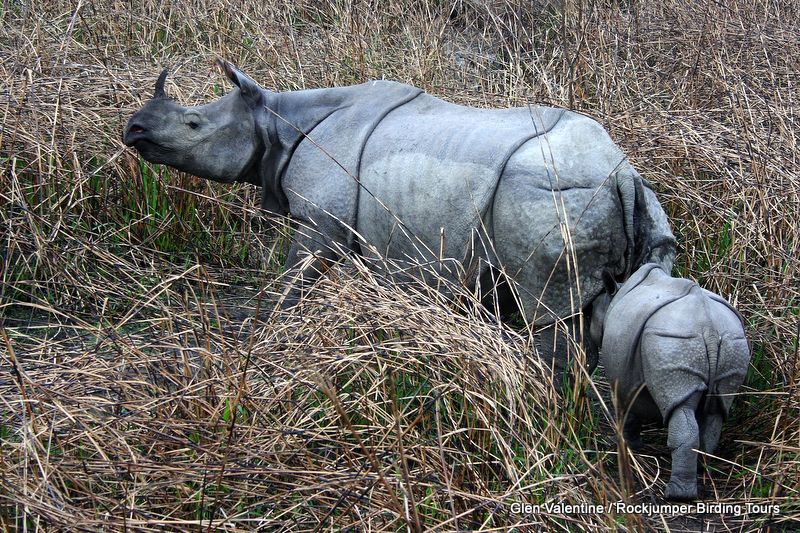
[[123, 124, 151, 147], [123, 131, 176, 167]]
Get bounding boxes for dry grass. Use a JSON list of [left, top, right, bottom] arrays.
[[1, 0, 798, 531]]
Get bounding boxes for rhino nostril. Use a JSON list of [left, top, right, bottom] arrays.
[[130, 125, 146, 134]]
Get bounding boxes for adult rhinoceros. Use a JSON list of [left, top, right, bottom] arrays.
[[123, 60, 676, 372]]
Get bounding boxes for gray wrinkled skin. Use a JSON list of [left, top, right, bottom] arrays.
[[124, 61, 677, 372], [590, 264, 750, 501]]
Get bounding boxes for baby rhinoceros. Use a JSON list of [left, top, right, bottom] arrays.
[[590, 264, 750, 501]]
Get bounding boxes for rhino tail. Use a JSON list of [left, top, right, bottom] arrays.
[[697, 321, 720, 415], [614, 168, 639, 278], [614, 167, 677, 277], [705, 331, 751, 420]]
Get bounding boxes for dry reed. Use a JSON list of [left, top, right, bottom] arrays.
[[1, 0, 798, 531]]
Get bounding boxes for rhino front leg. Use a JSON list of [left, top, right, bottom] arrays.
[[280, 237, 338, 309], [664, 391, 702, 501]]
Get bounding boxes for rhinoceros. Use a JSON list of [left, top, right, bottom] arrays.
[[590, 263, 750, 500], [123, 60, 676, 372]]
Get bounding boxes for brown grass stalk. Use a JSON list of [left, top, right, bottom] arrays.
[[1, 0, 798, 531]]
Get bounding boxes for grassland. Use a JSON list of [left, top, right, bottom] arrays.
[[1, 0, 798, 531]]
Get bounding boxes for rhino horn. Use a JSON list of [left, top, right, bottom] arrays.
[[153, 68, 169, 99]]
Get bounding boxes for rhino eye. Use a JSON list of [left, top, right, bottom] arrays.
[[188, 121, 200, 130]]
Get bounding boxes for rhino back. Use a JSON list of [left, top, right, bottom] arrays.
[[601, 267, 697, 404], [644, 291, 748, 388], [281, 81, 424, 247], [637, 290, 717, 420], [357, 94, 565, 275], [606, 281, 749, 422]]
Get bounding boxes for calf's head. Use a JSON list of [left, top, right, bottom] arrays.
[[123, 61, 267, 184]]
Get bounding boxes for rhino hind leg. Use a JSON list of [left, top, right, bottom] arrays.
[[699, 334, 749, 453], [537, 315, 598, 385], [477, 265, 519, 320], [664, 391, 703, 501], [693, 332, 748, 454], [623, 414, 644, 451], [699, 412, 723, 454]]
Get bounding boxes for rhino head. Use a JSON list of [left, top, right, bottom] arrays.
[[123, 61, 271, 188]]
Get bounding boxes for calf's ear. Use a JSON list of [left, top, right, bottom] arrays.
[[602, 270, 618, 297], [217, 59, 264, 109]]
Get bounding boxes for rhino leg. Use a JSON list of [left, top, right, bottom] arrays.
[[537, 322, 569, 379], [623, 414, 644, 451], [698, 333, 749, 453], [280, 237, 338, 309], [478, 266, 518, 320], [699, 412, 723, 454], [664, 391, 702, 501], [538, 314, 597, 384]]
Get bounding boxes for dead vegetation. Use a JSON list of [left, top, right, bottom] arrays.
[[1, 0, 798, 531]]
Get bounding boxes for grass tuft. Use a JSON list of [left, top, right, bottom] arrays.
[[1, 0, 798, 530]]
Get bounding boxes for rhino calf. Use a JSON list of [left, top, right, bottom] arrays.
[[590, 264, 750, 500]]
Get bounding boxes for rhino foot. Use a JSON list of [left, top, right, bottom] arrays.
[[665, 477, 698, 501]]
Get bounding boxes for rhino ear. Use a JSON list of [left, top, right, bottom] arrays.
[[602, 270, 618, 297], [217, 59, 264, 109]]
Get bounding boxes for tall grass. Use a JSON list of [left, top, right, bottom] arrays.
[[1, 0, 798, 531]]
